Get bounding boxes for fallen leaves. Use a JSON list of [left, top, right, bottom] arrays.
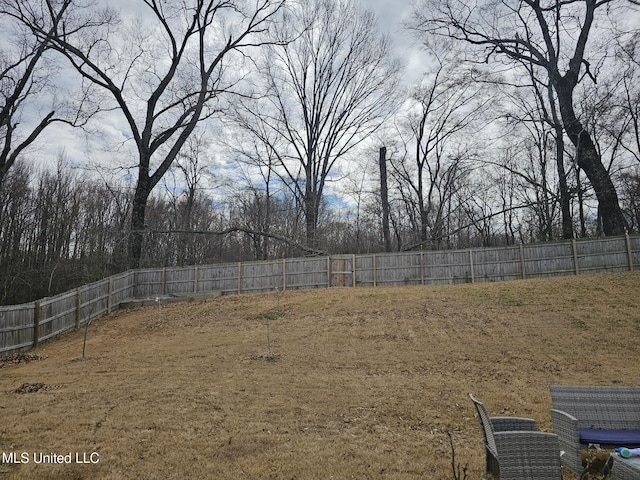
[[13, 382, 60, 394]]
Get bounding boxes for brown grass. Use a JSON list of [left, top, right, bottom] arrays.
[[1, 272, 639, 479]]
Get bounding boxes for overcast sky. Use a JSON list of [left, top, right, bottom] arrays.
[[26, 0, 423, 178], [370, 0, 414, 31], [369, 0, 421, 65]]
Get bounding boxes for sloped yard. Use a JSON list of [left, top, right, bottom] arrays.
[[1, 272, 639, 479]]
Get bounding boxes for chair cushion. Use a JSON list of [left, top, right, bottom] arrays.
[[579, 429, 640, 446]]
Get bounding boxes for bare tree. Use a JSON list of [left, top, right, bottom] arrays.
[[490, 86, 569, 241], [0, 162, 31, 271], [511, 51, 574, 239], [225, 101, 296, 259], [413, 0, 633, 236], [620, 170, 640, 230], [392, 42, 488, 248], [173, 130, 212, 232], [0, 157, 130, 304], [235, 0, 402, 249], [160, 127, 225, 265], [0, 0, 98, 186], [13, 0, 285, 268], [602, 32, 640, 166]]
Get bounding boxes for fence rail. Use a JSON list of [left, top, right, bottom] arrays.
[[2, 234, 639, 356]]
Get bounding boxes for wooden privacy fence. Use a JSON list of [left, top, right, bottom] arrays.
[[0, 272, 135, 356], [2, 234, 639, 356]]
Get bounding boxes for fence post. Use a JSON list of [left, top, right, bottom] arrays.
[[469, 249, 475, 283], [161, 267, 167, 295], [420, 252, 425, 285], [237, 263, 242, 294], [33, 300, 41, 348], [572, 239, 580, 275], [327, 257, 331, 288], [373, 255, 377, 287], [282, 259, 287, 291], [75, 288, 81, 329], [626, 233, 634, 271], [194, 266, 199, 293], [108, 278, 113, 313], [519, 244, 526, 279], [352, 254, 356, 288]]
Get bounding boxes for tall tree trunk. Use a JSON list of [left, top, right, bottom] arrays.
[[547, 83, 573, 239], [304, 189, 319, 249], [128, 171, 152, 269], [379, 147, 392, 252], [576, 165, 587, 237], [554, 125, 573, 239], [415, 150, 428, 245], [555, 83, 626, 236]]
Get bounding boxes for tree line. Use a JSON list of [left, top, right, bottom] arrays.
[[1, 0, 639, 304], [2, 146, 638, 304]]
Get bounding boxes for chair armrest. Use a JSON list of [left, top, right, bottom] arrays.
[[491, 416, 537, 432], [494, 431, 562, 480], [550, 409, 580, 444]]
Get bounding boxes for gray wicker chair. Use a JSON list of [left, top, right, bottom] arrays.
[[469, 393, 562, 480], [610, 454, 640, 480], [549, 385, 640, 476]]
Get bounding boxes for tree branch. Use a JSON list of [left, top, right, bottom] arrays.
[[144, 226, 327, 256]]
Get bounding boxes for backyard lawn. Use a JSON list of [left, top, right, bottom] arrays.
[[1, 271, 639, 479]]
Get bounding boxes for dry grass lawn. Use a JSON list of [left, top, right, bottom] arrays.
[[1, 271, 639, 479]]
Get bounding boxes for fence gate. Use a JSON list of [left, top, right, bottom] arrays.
[[330, 257, 353, 287]]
